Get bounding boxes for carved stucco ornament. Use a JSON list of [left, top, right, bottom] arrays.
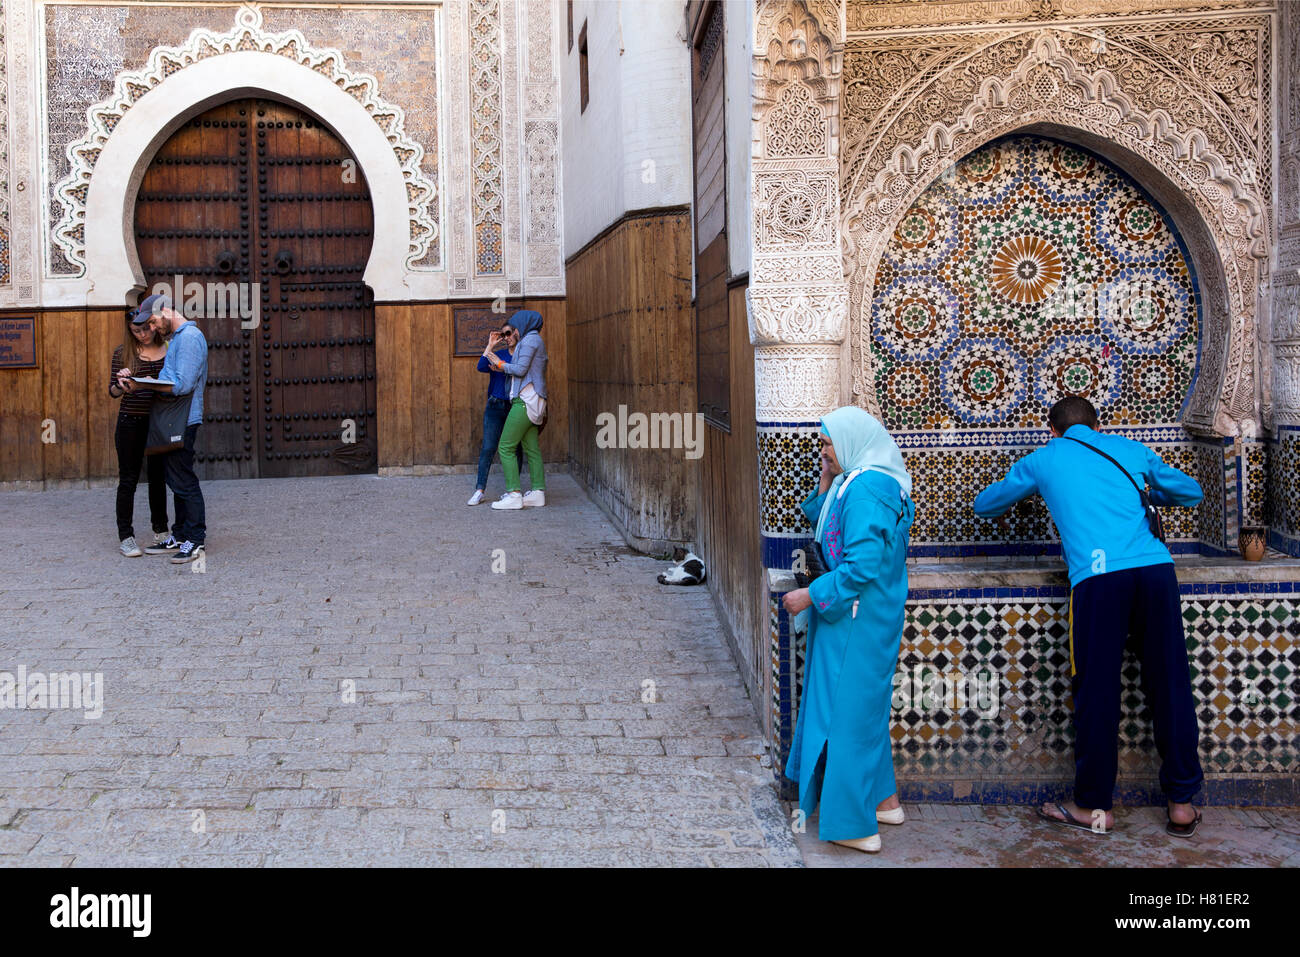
[[751, 1, 850, 420], [52, 3, 439, 275], [840, 29, 1271, 438]]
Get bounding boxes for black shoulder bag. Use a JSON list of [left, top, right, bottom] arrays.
[[1064, 437, 1165, 542], [145, 391, 194, 456]]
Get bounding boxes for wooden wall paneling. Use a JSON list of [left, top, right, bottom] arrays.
[[85, 309, 122, 479], [565, 211, 694, 548], [0, 312, 45, 482], [694, 281, 763, 714], [429, 302, 453, 464], [41, 310, 89, 481], [451, 350, 482, 467], [375, 303, 412, 467], [408, 302, 439, 467], [541, 298, 567, 463]]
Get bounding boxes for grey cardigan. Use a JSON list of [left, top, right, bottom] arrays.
[[498, 330, 548, 399]]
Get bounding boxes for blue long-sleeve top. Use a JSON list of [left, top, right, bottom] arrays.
[[476, 348, 514, 401], [156, 320, 208, 426], [973, 423, 1203, 587]]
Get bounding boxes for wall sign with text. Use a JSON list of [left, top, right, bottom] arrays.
[[0, 317, 36, 368], [453, 307, 512, 357]]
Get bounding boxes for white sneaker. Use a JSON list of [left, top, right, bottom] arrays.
[[832, 835, 881, 853], [119, 536, 142, 558], [467, 489, 485, 506], [491, 492, 524, 510], [877, 806, 905, 825], [521, 490, 546, 508]]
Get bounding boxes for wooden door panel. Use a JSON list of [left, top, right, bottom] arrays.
[[133, 98, 376, 480]]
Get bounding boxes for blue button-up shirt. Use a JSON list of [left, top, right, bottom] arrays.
[[973, 424, 1203, 587], [157, 320, 207, 426]]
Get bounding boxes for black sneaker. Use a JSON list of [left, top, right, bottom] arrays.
[[144, 535, 180, 555], [170, 542, 204, 564]]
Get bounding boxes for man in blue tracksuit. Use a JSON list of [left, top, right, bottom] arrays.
[[974, 396, 1205, 837]]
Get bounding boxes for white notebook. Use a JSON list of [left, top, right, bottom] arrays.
[[129, 376, 168, 386]]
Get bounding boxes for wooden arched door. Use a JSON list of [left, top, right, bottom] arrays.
[[133, 98, 377, 479]]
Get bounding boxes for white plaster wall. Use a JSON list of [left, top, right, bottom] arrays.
[[561, 0, 691, 257], [723, 0, 750, 278]]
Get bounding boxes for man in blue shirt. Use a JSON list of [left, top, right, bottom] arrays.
[[467, 322, 523, 506], [974, 396, 1205, 837], [118, 293, 208, 563]]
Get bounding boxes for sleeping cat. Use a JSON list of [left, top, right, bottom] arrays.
[[658, 547, 707, 586]]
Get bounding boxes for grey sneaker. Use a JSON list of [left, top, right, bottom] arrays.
[[119, 536, 143, 558], [145, 535, 180, 555], [170, 541, 204, 565]]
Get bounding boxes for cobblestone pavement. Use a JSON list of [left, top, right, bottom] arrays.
[[793, 805, 1300, 867], [0, 473, 799, 867], [1, 473, 1293, 868]]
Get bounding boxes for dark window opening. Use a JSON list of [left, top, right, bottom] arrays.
[[579, 21, 589, 113]]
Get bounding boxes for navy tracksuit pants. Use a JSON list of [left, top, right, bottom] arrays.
[[1069, 563, 1203, 809]]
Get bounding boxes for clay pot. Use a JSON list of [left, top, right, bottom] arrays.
[[1238, 526, 1267, 562]]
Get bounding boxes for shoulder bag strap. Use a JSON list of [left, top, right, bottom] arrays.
[[1063, 436, 1147, 501]]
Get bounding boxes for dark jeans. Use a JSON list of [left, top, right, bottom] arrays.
[[476, 396, 523, 489], [1069, 563, 1203, 809], [115, 413, 169, 540], [164, 424, 206, 546]]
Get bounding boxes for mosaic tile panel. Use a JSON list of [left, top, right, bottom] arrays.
[[757, 423, 821, 536], [771, 582, 1300, 802], [1242, 439, 1267, 529], [1269, 427, 1300, 556], [896, 439, 1224, 553], [757, 421, 1228, 555], [871, 135, 1200, 432]]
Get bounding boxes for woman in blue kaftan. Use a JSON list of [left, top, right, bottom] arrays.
[[782, 406, 915, 850]]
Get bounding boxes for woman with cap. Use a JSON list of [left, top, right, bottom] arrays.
[[781, 406, 915, 853], [481, 309, 548, 509], [107, 304, 170, 556]]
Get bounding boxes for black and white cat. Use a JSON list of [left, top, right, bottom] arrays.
[[658, 547, 707, 586]]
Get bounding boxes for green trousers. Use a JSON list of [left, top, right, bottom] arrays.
[[498, 398, 544, 492]]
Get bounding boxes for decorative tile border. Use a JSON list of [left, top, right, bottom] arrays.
[[769, 579, 1300, 805], [760, 427, 1238, 556]]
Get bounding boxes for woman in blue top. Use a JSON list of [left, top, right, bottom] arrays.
[[782, 406, 915, 853]]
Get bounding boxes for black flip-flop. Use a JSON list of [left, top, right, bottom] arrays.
[[1035, 802, 1110, 835], [1166, 809, 1202, 838]]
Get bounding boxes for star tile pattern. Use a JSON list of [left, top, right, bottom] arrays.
[[871, 136, 1200, 432]]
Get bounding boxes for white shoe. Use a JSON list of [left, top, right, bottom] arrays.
[[832, 835, 881, 853], [877, 806, 905, 825], [491, 492, 524, 510], [119, 536, 142, 558], [521, 490, 546, 508], [467, 489, 485, 506]]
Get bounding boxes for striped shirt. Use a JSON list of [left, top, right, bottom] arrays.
[[109, 345, 166, 417]]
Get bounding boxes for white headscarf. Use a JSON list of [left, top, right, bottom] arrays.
[[813, 406, 912, 543]]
